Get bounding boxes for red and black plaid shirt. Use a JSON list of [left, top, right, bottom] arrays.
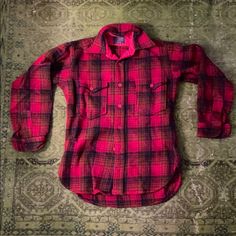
[[10, 22, 234, 208]]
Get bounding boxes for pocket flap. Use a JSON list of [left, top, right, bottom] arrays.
[[79, 82, 109, 93], [149, 81, 168, 90]]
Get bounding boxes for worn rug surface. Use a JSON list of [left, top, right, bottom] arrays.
[[1, 0, 236, 235]]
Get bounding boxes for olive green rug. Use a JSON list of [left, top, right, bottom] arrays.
[[1, 0, 236, 235]]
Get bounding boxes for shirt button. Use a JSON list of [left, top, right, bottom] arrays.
[[118, 82, 122, 87], [149, 83, 154, 88], [117, 104, 122, 108]]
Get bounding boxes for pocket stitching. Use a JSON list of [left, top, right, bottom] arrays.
[[78, 82, 109, 119], [137, 81, 168, 115]]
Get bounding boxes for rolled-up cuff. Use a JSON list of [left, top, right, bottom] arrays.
[[197, 122, 232, 138], [11, 135, 47, 152]]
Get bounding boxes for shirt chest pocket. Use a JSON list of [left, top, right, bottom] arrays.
[[76, 81, 109, 120], [136, 80, 168, 116]]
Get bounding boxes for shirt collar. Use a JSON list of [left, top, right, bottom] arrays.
[[84, 22, 156, 60]]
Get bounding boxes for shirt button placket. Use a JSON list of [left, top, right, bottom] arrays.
[[113, 61, 123, 155], [112, 60, 124, 195]]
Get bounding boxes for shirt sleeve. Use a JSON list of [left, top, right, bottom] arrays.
[[9, 44, 68, 152], [180, 43, 234, 138]]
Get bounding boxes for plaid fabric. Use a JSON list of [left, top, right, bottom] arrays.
[[9, 22, 234, 208]]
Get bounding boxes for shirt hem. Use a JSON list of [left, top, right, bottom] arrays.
[[58, 166, 182, 208]]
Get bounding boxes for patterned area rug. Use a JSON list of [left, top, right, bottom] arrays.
[[1, 0, 236, 235]]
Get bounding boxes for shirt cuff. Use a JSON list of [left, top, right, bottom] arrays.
[[11, 135, 47, 152], [197, 122, 232, 138]]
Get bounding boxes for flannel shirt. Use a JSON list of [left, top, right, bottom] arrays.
[[9, 22, 234, 208]]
